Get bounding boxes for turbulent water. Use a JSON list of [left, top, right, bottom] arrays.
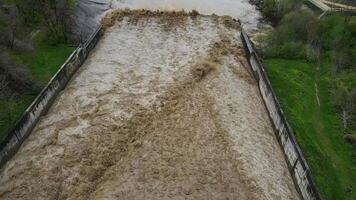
[[113, 0, 261, 27], [1, 1, 295, 199], [0, 13, 298, 199], [74, 0, 265, 38]]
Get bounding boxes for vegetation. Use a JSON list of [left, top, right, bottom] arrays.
[[261, 0, 299, 25], [14, 43, 74, 83], [0, 0, 75, 142], [258, 0, 356, 199], [0, 95, 36, 141], [0, 43, 73, 142], [265, 59, 355, 200], [13, 0, 75, 43]]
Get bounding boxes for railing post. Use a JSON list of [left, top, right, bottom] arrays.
[[292, 158, 299, 171]]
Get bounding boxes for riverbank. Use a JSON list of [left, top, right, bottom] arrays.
[[0, 42, 74, 142], [0, 2, 75, 142]]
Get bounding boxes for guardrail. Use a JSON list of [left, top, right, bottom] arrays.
[[240, 30, 322, 200], [307, 0, 331, 12], [0, 25, 103, 168]]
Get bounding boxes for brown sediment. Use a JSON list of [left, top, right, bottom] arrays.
[[101, 9, 202, 29], [101, 9, 241, 32], [90, 73, 261, 199], [191, 60, 217, 80], [194, 27, 255, 86], [220, 15, 241, 30]]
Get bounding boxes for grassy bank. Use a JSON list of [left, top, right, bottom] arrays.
[[0, 44, 74, 142], [0, 94, 36, 142], [0, 1, 76, 142], [265, 58, 355, 200], [14, 43, 74, 83]]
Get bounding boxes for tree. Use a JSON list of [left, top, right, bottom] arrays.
[[332, 79, 356, 131], [262, 0, 299, 25], [14, 0, 75, 43], [0, 4, 18, 48]]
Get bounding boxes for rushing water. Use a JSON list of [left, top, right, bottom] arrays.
[[113, 0, 262, 28], [74, 0, 265, 38], [0, 14, 298, 199]]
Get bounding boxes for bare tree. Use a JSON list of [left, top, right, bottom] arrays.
[[14, 0, 75, 43], [332, 82, 356, 131], [0, 75, 8, 91], [0, 4, 18, 48]]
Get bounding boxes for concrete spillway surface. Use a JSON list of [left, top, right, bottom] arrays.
[[0, 12, 299, 200]]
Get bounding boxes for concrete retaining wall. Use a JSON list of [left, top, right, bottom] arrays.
[[240, 30, 322, 200], [0, 26, 103, 168]]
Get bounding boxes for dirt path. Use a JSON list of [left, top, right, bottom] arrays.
[[0, 12, 299, 200]]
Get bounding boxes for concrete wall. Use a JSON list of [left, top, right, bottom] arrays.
[[0, 26, 103, 168], [72, 0, 113, 41], [240, 30, 322, 200]]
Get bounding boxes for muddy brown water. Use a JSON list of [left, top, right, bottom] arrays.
[[74, 0, 269, 38], [0, 14, 298, 200]]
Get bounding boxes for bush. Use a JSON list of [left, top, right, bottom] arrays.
[[262, 10, 316, 59], [0, 51, 40, 94], [261, 0, 299, 25], [332, 73, 356, 132], [264, 41, 305, 59]]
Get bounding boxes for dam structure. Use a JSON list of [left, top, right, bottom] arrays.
[[0, 1, 321, 200]]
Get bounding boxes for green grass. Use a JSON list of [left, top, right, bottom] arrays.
[[0, 43, 74, 142], [14, 43, 74, 83], [265, 58, 356, 200], [0, 94, 36, 142]]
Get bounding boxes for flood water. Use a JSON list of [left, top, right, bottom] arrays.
[[113, 0, 262, 28], [0, 13, 298, 199], [74, 0, 266, 37]]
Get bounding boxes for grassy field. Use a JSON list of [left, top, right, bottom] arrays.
[[265, 58, 356, 200], [0, 44, 74, 142]]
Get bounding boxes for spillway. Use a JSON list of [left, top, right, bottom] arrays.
[[0, 12, 298, 200]]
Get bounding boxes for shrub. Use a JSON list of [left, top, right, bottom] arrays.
[[261, 0, 299, 25], [264, 41, 305, 59]]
